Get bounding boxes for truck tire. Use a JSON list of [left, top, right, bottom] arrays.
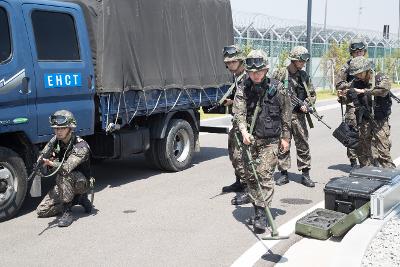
[[144, 139, 162, 170], [157, 119, 194, 172], [0, 147, 28, 222]]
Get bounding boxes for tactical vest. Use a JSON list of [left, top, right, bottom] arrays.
[[352, 79, 392, 121], [290, 70, 308, 102], [244, 78, 282, 139], [54, 135, 91, 177]]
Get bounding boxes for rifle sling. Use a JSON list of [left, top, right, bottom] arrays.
[[218, 72, 245, 105]]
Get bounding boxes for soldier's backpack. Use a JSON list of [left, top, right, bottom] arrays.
[[332, 102, 359, 149], [332, 121, 359, 149]]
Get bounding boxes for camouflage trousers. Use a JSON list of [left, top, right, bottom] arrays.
[[278, 113, 311, 171], [244, 138, 279, 208], [37, 171, 88, 217], [345, 105, 358, 161], [357, 118, 395, 169], [228, 126, 246, 183]]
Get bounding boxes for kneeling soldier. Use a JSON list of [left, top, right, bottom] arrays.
[[234, 50, 291, 233], [36, 110, 92, 227]]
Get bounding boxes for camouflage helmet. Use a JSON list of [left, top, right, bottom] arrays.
[[349, 38, 367, 53], [223, 45, 245, 63], [349, 56, 373, 76], [245, 49, 269, 72], [289, 46, 310, 61], [49, 110, 77, 128]]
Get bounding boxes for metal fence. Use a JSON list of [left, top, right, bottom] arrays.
[[233, 11, 400, 89]]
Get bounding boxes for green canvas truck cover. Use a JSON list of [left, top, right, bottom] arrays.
[[63, 0, 233, 93]]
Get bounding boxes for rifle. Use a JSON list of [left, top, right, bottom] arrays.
[[390, 91, 400, 103], [28, 155, 44, 181], [28, 155, 45, 197], [207, 73, 245, 112], [289, 91, 332, 129]]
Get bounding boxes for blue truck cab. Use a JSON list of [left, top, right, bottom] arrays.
[[0, 0, 233, 221]]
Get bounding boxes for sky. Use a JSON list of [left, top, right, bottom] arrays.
[[230, 0, 399, 34]]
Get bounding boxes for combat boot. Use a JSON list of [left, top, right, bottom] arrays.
[[301, 168, 315, 188], [253, 205, 267, 233], [79, 193, 92, 214], [231, 193, 251, 205], [275, 170, 289, 186], [350, 158, 358, 169], [222, 177, 245, 193], [58, 206, 74, 227]]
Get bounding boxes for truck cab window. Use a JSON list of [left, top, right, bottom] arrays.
[[31, 10, 80, 61], [0, 7, 11, 64]]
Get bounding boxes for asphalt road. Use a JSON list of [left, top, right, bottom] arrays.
[[1, 98, 400, 267]]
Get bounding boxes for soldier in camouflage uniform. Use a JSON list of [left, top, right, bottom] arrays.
[[346, 57, 395, 168], [273, 46, 316, 187], [36, 110, 92, 227], [234, 50, 291, 233], [221, 45, 251, 206], [336, 38, 368, 168]]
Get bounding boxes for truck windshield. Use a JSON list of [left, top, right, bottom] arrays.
[[0, 7, 11, 64]]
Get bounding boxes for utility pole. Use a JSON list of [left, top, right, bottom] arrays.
[[323, 0, 328, 31], [306, 0, 312, 73]]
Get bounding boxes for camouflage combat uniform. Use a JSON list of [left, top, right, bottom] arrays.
[[346, 57, 395, 168], [228, 71, 247, 187], [220, 45, 248, 195], [336, 60, 358, 165], [234, 77, 291, 208], [36, 135, 91, 217], [273, 64, 316, 172]]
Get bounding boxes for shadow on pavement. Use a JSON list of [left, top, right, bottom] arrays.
[[19, 146, 228, 218], [261, 249, 287, 263], [37, 206, 99, 236], [231, 205, 287, 225], [191, 146, 228, 165], [328, 163, 352, 173]]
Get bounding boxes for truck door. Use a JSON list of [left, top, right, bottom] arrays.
[[22, 3, 94, 138], [0, 1, 35, 137]]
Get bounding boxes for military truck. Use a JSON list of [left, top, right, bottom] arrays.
[[0, 0, 233, 221]]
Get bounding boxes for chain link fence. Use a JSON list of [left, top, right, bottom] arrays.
[[233, 11, 400, 90]]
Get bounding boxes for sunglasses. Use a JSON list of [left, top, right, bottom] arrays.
[[245, 57, 266, 69], [350, 42, 366, 51]]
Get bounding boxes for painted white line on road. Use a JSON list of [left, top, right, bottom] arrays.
[[231, 201, 324, 267], [200, 115, 231, 122], [316, 103, 340, 112], [394, 157, 400, 167]]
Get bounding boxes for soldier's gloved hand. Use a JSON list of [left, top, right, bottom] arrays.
[[280, 139, 289, 153], [300, 105, 308, 113], [241, 131, 252, 145]]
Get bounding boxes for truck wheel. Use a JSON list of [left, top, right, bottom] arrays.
[[144, 139, 162, 170], [157, 119, 194, 172], [0, 147, 28, 222]]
